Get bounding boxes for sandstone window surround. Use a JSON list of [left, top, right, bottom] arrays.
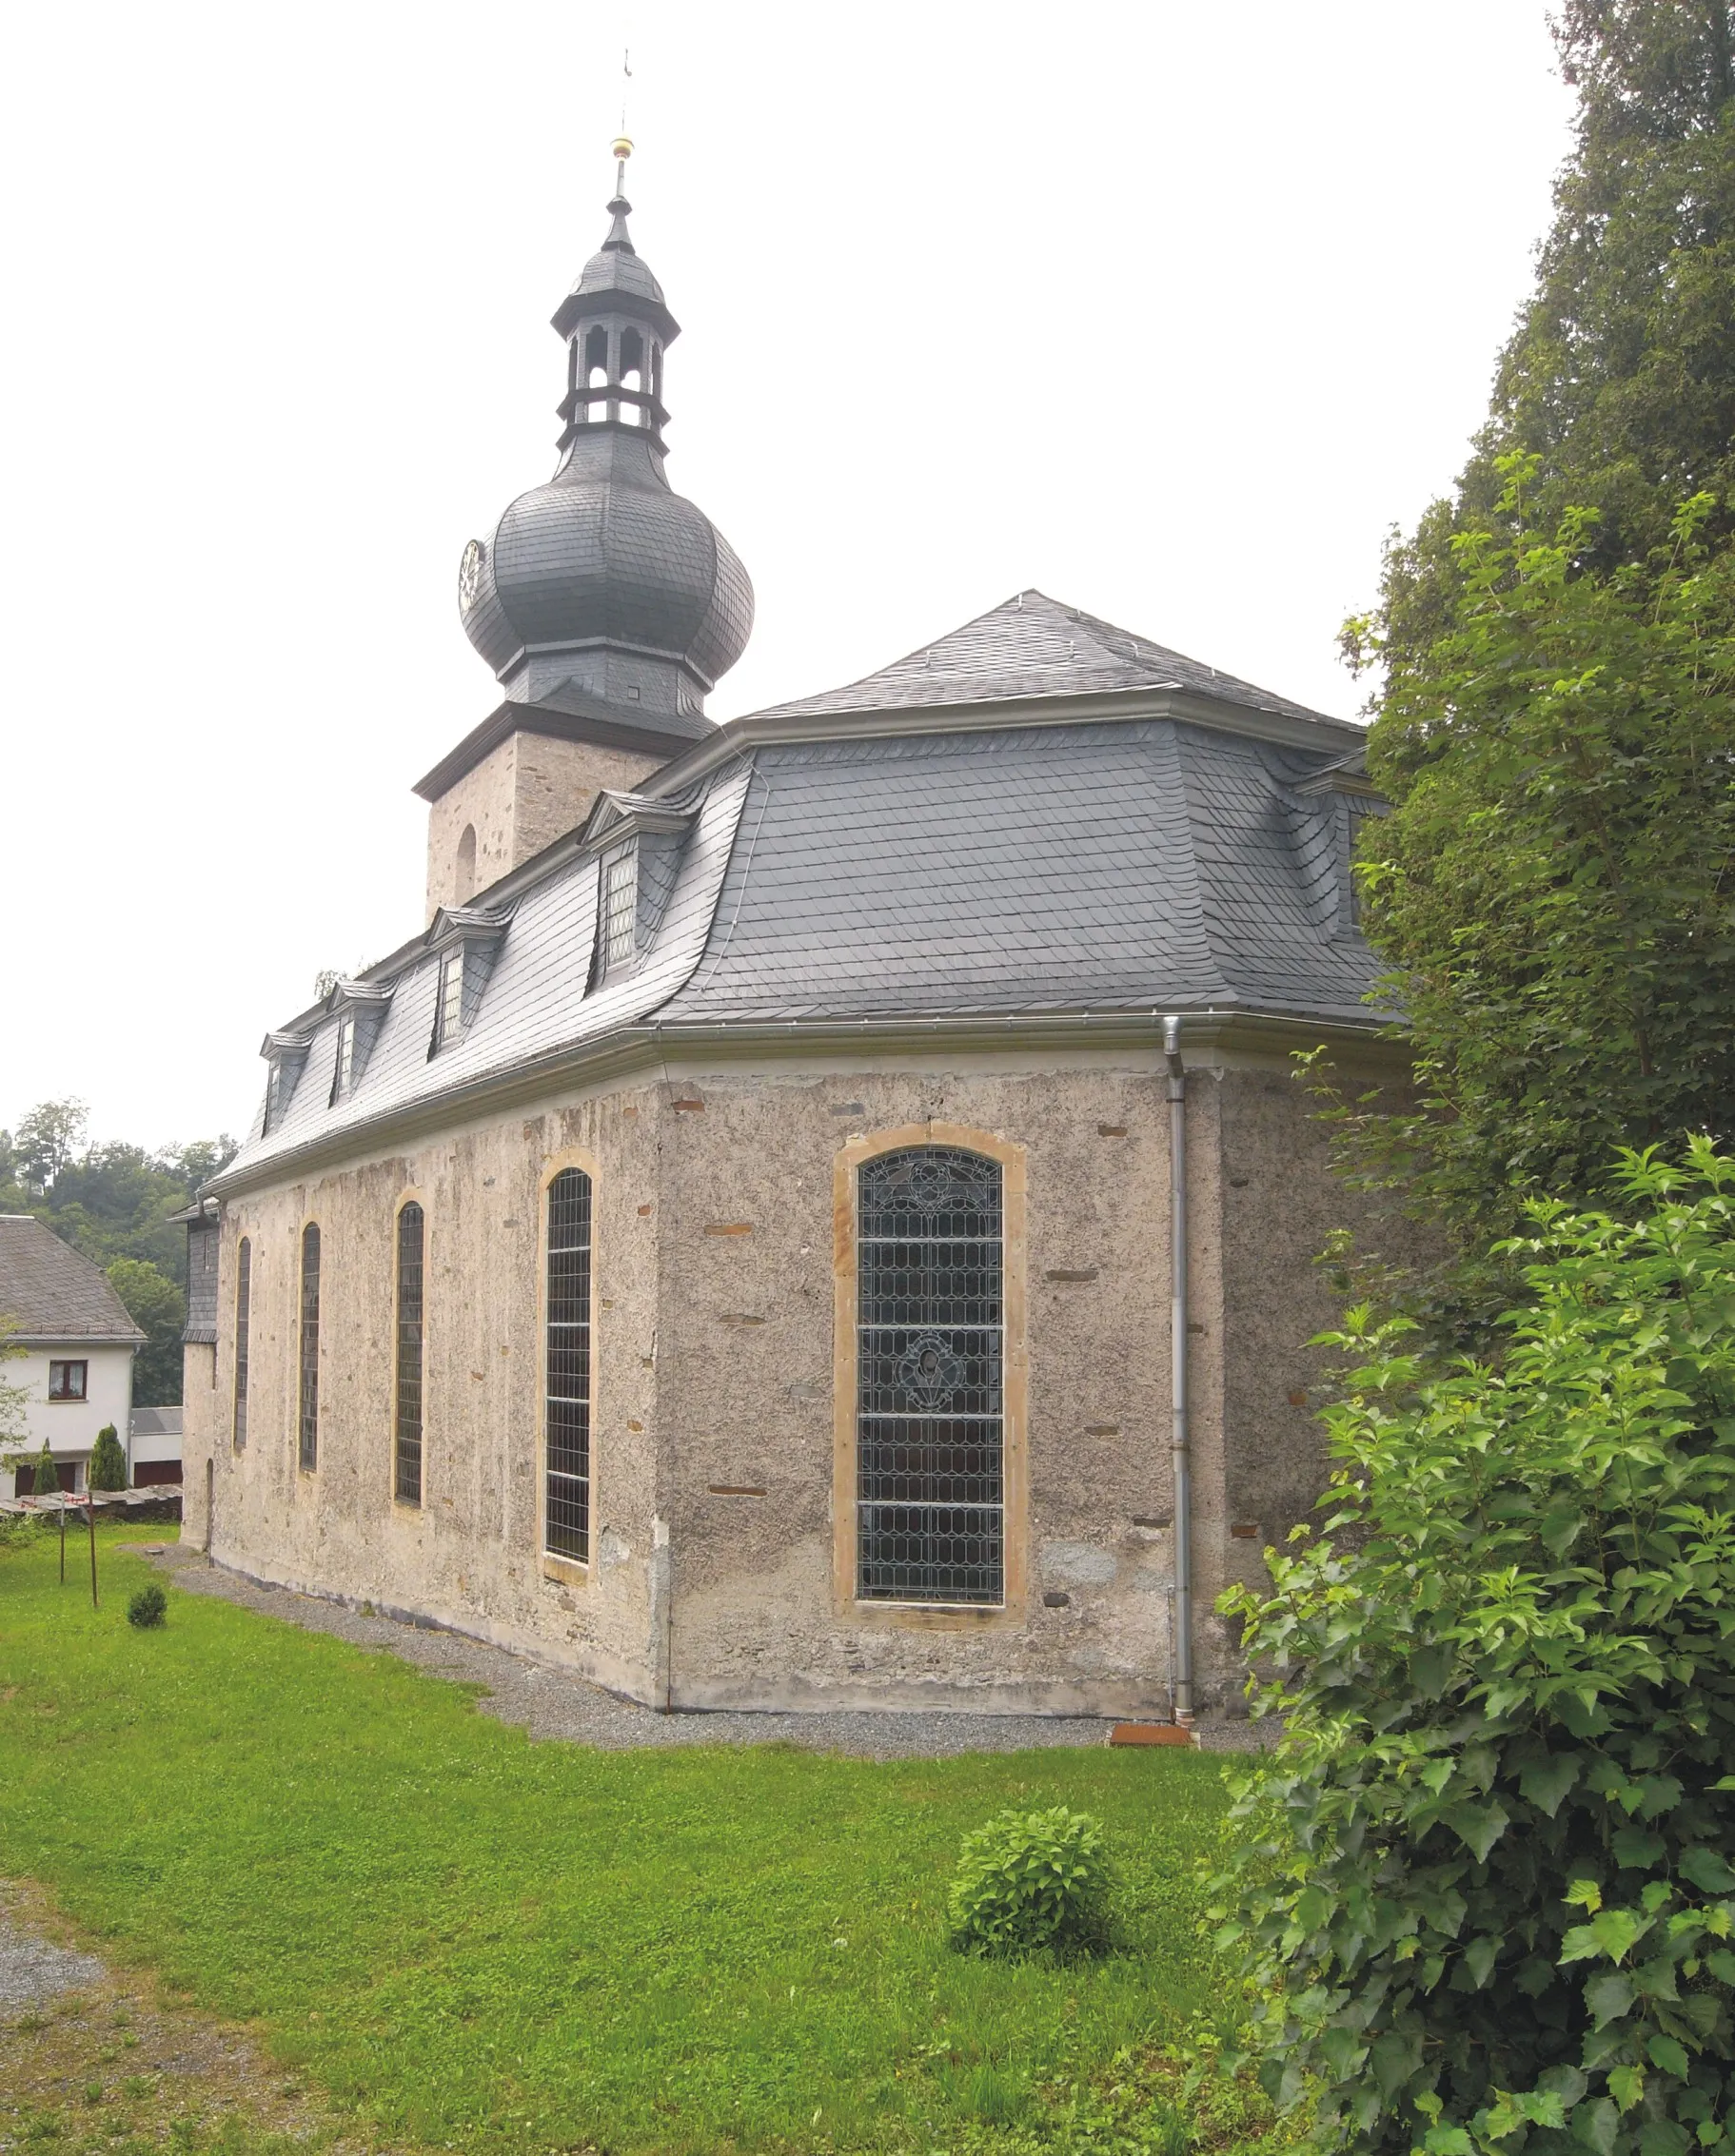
[[232, 1236, 250, 1450], [542, 1158, 597, 1580], [424, 904, 510, 1057], [394, 1199, 425, 1507], [299, 1222, 321, 1474], [832, 1124, 1030, 1627]]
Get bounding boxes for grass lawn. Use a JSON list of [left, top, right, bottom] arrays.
[[0, 1527, 1242, 2155]]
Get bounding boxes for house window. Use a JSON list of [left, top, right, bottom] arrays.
[[601, 848, 637, 970], [395, 1203, 424, 1505], [544, 1167, 593, 1562], [299, 1224, 321, 1472], [233, 1237, 250, 1449], [856, 1147, 1004, 1605], [48, 1360, 88, 1402], [333, 1014, 356, 1099], [436, 950, 465, 1049]]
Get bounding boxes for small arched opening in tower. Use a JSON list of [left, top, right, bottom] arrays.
[[584, 325, 609, 420], [619, 327, 645, 425], [455, 824, 477, 904]]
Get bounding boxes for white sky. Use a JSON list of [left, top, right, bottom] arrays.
[[0, 1, 1574, 1152]]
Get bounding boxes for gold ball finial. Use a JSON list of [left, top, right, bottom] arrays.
[[611, 135, 633, 162]]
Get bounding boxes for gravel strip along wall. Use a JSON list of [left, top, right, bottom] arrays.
[[133, 1544, 1270, 1755]]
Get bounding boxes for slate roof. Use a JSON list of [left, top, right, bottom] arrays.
[[215, 596, 1382, 1191], [758, 591, 1337, 724], [129, 1406, 183, 1439], [0, 1217, 147, 1343]]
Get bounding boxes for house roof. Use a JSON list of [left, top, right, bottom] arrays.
[[756, 592, 1338, 726], [213, 598, 1383, 1195], [129, 1405, 183, 1439], [0, 1217, 146, 1344]]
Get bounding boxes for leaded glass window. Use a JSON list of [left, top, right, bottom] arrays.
[[333, 1013, 355, 1098], [298, 1224, 321, 1472], [233, 1237, 250, 1450], [545, 1168, 593, 1561], [436, 951, 464, 1049], [395, 1203, 424, 1505], [857, 1147, 1003, 1605], [601, 847, 636, 970]]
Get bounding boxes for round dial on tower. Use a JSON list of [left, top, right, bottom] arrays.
[[458, 539, 486, 615]]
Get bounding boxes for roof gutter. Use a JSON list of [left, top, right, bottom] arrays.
[[205, 1005, 1398, 1202]]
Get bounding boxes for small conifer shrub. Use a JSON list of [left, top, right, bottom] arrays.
[[947, 1805, 1113, 1957], [31, 1440, 59, 1500], [127, 1583, 167, 1629], [89, 1425, 127, 1491]]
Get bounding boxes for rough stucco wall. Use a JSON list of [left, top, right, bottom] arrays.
[[187, 1049, 1417, 1718], [1213, 1062, 1433, 1639], [423, 735, 659, 923], [181, 1343, 217, 1539], [193, 1084, 667, 1700], [653, 1066, 1186, 1716]]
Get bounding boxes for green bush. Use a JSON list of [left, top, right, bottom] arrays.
[[89, 1426, 126, 1491], [1215, 1143, 1735, 2156], [127, 1583, 167, 1630], [30, 1440, 58, 1500], [947, 1805, 1113, 1957]]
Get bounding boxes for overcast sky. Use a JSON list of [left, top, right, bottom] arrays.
[[0, 2, 1575, 1152]]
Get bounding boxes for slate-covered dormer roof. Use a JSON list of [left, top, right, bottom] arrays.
[[212, 597, 1384, 1195]]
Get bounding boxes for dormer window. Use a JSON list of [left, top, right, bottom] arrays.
[[327, 980, 393, 1104], [334, 1014, 356, 1097], [437, 949, 465, 1048], [601, 846, 638, 970], [261, 1029, 313, 1134], [425, 904, 508, 1057]]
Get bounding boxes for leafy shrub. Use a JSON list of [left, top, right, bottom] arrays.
[[1215, 1144, 1735, 2156], [89, 1426, 126, 1491], [947, 1805, 1112, 1957], [127, 1583, 167, 1630]]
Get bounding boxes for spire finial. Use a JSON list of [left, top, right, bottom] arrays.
[[603, 133, 635, 253]]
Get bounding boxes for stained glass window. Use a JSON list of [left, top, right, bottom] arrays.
[[233, 1237, 250, 1450], [395, 1204, 424, 1505], [857, 1147, 1003, 1605], [545, 1168, 593, 1561], [298, 1224, 320, 1472]]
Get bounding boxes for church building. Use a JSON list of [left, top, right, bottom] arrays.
[[182, 150, 1400, 1721]]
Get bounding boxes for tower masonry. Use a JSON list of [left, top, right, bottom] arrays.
[[415, 140, 753, 920]]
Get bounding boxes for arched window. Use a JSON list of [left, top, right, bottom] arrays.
[[395, 1203, 424, 1505], [856, 1147, 1003, 1604], [232, 1237, 250, 1449], [298, 1224, 321, 1472], [544, 1168, 593, 1561], [455, 824, 477, 904]]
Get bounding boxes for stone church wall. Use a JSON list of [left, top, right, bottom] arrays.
[[181, 1048, 1407, 1717]]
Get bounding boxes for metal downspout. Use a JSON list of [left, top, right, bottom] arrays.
[[1164, 1014, 1195, 1725]]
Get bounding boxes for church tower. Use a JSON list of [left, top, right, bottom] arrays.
[[414, 142, 753, 920]]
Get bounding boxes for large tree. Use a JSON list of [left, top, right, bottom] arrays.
[[1340, 3, 1735, 1277]]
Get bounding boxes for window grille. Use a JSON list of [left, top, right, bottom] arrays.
[[857, 1147, 1003, 1605], [544, 1168, 593, 1561], [436, 951, 465, 1049], [233, 1237, 250, 1449], [395, 1203, 424, 1504], [601, 848, 637, 970], [334, 1014, 355, 1098], [298, 1223, 321, 1472]]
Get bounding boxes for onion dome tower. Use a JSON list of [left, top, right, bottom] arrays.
[[415, 143, 753, 922], [455, 139, 754, 722]]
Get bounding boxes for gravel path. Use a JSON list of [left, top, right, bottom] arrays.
[[135, 1544, 1264, 1756], [0, 1899, 103, 2009]]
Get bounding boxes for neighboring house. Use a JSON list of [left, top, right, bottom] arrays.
[[128, 1405, 183, 1487], [181, 158, 1412, 1720], [1, 1216, 144, 1496]]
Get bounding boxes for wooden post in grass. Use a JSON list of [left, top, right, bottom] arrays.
[[59, 1493, 66, 1582], [88, 1495, 98, 1610]]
